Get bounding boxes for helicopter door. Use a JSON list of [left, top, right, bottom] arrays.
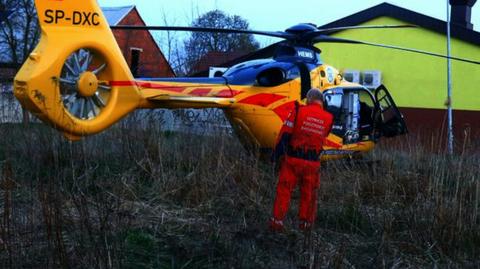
[[374, 85, 408, 137], [324, 88, 364, 144]]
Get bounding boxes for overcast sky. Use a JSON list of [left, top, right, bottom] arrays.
[[97, 0, 480, 32]]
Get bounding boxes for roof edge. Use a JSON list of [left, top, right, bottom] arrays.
[[102, 5, 136, 26], [318, 2, 480, 46]]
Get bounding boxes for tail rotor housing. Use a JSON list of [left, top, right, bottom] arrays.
[[14, 0, 142, 139]]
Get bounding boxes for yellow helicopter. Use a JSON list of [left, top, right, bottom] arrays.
[[13, 0, 480, 161]]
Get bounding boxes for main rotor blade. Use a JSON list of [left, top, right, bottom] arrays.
[[313, 35, 480, 65], [111, 25, 293, 39], [315, 24, 417, 34]]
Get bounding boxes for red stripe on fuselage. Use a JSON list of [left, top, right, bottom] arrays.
[[109, 82, 243, 97], [324, 139, 343, 148], [239, 93, 286, 108], [109, 81, 185, 93], [190, 88, 212, 96], [215, 89, 241, 98], [109, 81, 136, 87], [273, 101, 296, 122]]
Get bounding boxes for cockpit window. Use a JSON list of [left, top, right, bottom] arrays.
[[256, 68, 285, 87], [286, 66, 300, 80], [325, 93, 343, 110], [324, 90, 344, 117]]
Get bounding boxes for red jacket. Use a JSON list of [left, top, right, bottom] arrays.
[[273, 102, 333, 161]]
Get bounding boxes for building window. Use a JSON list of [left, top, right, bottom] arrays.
[[130, 48, 143, 77]]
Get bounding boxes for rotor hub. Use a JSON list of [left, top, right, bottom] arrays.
[[285, 23, 318, 35], [77, 71, 98, 97]]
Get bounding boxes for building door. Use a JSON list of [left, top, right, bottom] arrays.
[[130, 48, 142, 77]]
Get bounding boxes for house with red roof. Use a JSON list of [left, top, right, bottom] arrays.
[[103, 6, 175, 78]]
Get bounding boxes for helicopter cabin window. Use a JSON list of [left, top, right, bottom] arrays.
[[324, 88, 375, 144], [256, 68, 285, 87], [285, 65, 300, 80], [130, 48, 143, 77]]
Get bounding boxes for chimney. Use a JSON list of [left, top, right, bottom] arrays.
[[449, 0, 477, 29]]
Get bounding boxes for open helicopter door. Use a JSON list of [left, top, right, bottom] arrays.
[[374, 85, 408, 138]]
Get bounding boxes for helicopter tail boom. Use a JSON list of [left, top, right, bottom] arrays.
[[14, 0, 142, 139]]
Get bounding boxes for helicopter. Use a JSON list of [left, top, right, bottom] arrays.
[[13, 0, 480, 161]]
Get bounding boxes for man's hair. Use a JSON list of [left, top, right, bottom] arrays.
[[306, 88, 324, 104]]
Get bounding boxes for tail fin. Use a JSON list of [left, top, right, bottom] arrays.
[[14, 0, 141, 139]]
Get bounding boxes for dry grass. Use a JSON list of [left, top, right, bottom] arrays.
[[0, 113, 478, 268]]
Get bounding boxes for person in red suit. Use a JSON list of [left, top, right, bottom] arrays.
[[270, 88, 333, 231]]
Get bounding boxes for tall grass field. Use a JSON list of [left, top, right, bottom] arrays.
[[0, 113, 478, 268]]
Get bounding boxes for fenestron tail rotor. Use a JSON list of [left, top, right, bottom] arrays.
[[14, 0, 142, 139], [59, 49, 111, 121]]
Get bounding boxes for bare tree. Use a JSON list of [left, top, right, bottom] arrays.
[[0, 0, 39, 123], [184, 10, 259, 75], [154, 9, 190, 76], [155, 9, 260, 76], [0, 0, 39, 65]]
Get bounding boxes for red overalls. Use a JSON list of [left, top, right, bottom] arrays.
[[272, 102, 333, 227]]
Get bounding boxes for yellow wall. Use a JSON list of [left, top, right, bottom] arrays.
[[318, 16, 480, 111]]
